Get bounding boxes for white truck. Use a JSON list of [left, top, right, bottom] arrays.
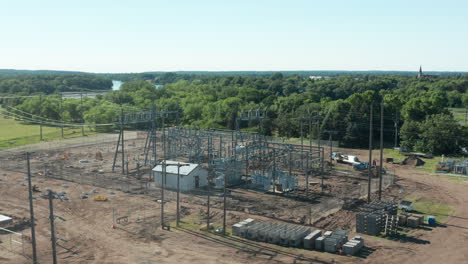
[[331, 152, 361, 165]]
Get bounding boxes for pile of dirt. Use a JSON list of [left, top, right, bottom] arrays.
[[402, 155, 425, 166]]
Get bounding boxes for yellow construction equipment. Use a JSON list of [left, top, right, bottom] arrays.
[[93, 195, 108, 201]]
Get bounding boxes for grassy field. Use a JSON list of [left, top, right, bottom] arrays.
[[0, 116, 94, 149], [449, 107, 467, 126], [401, 196, 454, 223], [384, 148, 466, 174]]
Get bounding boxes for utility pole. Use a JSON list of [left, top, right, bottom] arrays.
[[160, 160, 166, 227], [121, 108, 125, 175], [162, 113, 166, 160], [328, 133, 332, 163], [80, 90, 84, 136], [112, 108, 125, 174], [324, 130, 338, 164], [378, 102, 384, 200], [367, 104, 373, 203], [125, 155, 129, 175], [48, 190, 58, 264], [316, 116, 324, 194], [176, 163, 189, 227], [206, 134, 213, 231], [60, 91, 64, 138], [394, 109, 399, 148], [465, 107, 467, 124], [223, 165, 227, 235], [39, 95, 43, 141], [176, 164, 181, 227], [300, 116, 304, 154], [272, 148, 276, 193], [136, 158, 141, 180], [206, 173, 211, 231], [26, 152, 38, 264]]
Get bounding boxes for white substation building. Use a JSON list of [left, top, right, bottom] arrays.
[[152, 160, 208, 191]]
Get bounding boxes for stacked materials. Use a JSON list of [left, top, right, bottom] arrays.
[[232, 218, 255, 236], [303, 229, 322, 249], [233, 219, 358, 254], [361, 200, 398, 215], [383, 215, 399, 235], [234, 219, 311, 247], [356, 213, 384, 235], [343, 236, 365, 256], [407, 216, 420, 228], [356, 200, 398, 236], [323, 230, 348, 253], [315, 236, 325, 250]]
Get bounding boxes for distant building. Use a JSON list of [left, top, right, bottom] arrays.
[[309, 76, 330, 81], [417, 66, 436, 79], [152, 161, 208, 191]]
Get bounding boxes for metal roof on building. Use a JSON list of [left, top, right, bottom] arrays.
[[152, 160, 200, 176], [0, 214, 12, 224]]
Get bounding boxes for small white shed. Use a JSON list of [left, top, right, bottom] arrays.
[[152, 161, 208, 191]]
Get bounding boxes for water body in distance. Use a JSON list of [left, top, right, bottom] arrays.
[[112, 80, 123, 90]]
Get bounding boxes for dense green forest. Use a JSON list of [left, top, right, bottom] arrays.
[[0, 74, 112, 94], [1, 72, 467, 155]]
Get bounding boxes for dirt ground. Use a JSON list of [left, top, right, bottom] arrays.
[[1, 140, 467, 264]]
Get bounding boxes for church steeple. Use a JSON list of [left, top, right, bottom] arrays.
[[418, 65, 423, 79]]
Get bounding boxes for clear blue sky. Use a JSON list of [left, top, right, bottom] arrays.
[[1, 0, 467, 73]]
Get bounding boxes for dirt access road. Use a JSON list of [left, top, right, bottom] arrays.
[[360, 150, 468, 264], [1, 148, 467, 264]]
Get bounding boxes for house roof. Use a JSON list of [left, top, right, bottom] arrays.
[[152, 160, 200, 176]]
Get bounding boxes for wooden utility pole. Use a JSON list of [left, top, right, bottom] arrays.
[[378, 102, 384, 200], [176, 164, 181, 227], [176, 163, 189, 227], [121, 108, 125, 174], [60, 92, 64, 138], [39, 95, 43, 141], [161, 160, 166, 227], [26, 152, 38, 264], [316, 116, 325, 194], [465, 107, 467, 124], [206, 174, 211, 231], [324, 130, 338, 164], [48, 190, 58, 264], [367, 104, 373, 203], [80, 90, 84, 136], [394, 109, 399, 148], [223, 165, 228, 235]]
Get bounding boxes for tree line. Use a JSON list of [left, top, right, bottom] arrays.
[[0, 74, 113, 94], [1, 72, 467, 155]]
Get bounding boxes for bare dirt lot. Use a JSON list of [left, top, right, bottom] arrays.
[[1, 139, 467, 264]]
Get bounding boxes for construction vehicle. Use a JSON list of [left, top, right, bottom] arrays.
[[93, 195, 108, 201], [353, 162, 370, 170], [353, 162, 386, 172], [331, 152, 361, 165]]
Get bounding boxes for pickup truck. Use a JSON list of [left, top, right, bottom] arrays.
[[331, 152, 361, 165]]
